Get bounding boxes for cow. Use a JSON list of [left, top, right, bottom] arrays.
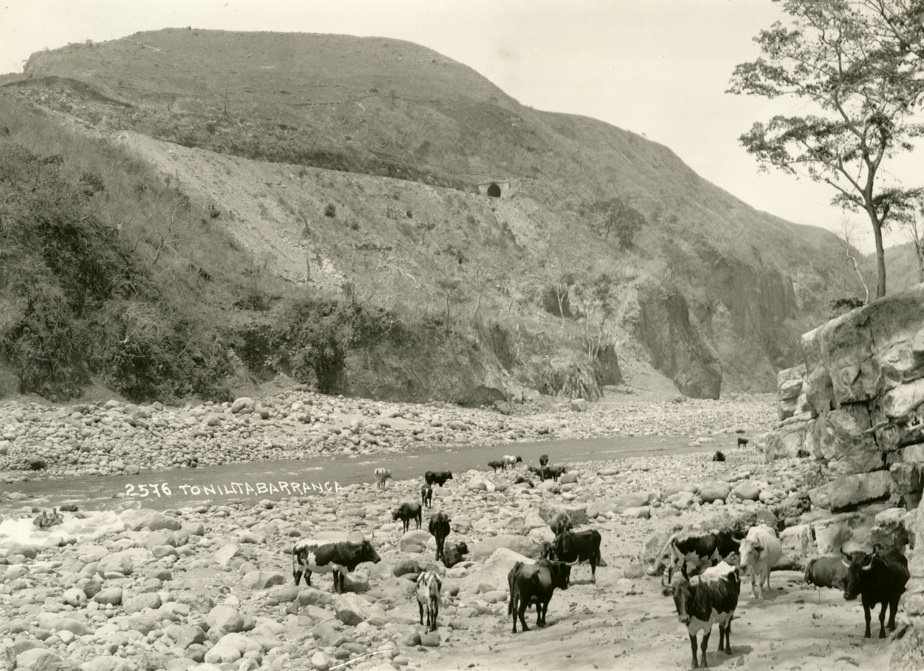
[[539, 454, 549, 467], [393, 502, 423, 533], [541, 465, 567, 481], [841, 545, 910, 638], [737, 437, 749, 448], [805, 555, 849, 590], [739, 524, 782, 600], [549, 512, 574, 537], [425, 471, 453, 487], [292, 538, 381, 593], [416, 570, 442, 632], [488, 459, 506, 472], [442, 541, 469, 568], [503, 455, 523, 469], [507, 559, 572, 633], [548, 529, 602, 583], [373, 467, 392, 489], [428, 512, 451, 562], [712, 450, 726, 462], [420, 484, 433, 509], [527, 465, 543, 478], [664, 561, 741, 669], [661, 530, 742, 587], [513, 475, 534, 488]]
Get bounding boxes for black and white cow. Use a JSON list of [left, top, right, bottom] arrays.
[[503, 455, 523, 469], [420, 484, 433, 509], [292, 539, 381, 593], [665, 561, 741, 669], [416, 570, 442, 632]]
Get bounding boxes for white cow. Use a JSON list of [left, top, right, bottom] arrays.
[[739, 524, 782, 599], [373, 467, 392, 490], [416, 570, 442, 632]]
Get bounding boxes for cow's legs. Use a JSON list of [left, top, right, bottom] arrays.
[[717, 621, 725, 654], [863, 602, 872, 638], [878, 601, 888, 639], [700, 628, 711, 668], [590, 558, 597, 583], [305, 570, 312, 587], [517, 601, 530, 632], [724, 618, 733, 654], [418, 600, 424, 625], [688, 634, 699, 669], [293, 567, 303, 586], [430, 598, 438, 631], [889, 595, 900, 631]]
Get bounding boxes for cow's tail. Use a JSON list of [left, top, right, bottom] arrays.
[[508, 562, 523, 615]]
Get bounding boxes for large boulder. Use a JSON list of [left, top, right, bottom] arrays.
[[808, 471, 892, 512], [399, 530, 433, 554], [538, 504, 590, 527], [470, 535, 541, 561], [456, 548, 534, 594], [811, 407, 883, 474]]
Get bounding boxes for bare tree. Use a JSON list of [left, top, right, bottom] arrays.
[[836, 219, 873, 303], [151, 197, 188, 266]]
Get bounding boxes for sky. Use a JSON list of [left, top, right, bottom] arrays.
[[1, 0, 920, 253]]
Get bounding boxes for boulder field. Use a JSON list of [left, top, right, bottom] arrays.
[[0, 447, 910, 671]]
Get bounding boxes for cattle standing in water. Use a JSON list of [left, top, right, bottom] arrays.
[[539, 454, 549, 467], [804, 556, 849, 600], [503, 455, 523, 469], [425, 471, 453, 487], [507, 559, 571, 633], [428, 512, 451, 562], [739, 524, 782, 600], [420, 484, 433, 509], [292, 539, 381, 593], [665, 562, 740, 669], [549, 529, 602, 583], [488, 459, 506, 473], [373, 467, 392, 489], [416, 570, 442, 632], [842, 546, 910, 638], [442, 541, 469, 568], [393, 502, 423, 533]]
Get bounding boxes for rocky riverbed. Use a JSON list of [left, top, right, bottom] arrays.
[[0, 391, 777, 481], [0, 446, 906, 671]]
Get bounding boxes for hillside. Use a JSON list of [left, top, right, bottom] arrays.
[[878, 242, 923, 293], [0, 29, 863, 404]]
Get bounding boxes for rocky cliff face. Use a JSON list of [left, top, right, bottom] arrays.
[[759, 285, 924, 671]]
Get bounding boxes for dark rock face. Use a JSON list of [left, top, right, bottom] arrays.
[[635, 285, 722, 399]]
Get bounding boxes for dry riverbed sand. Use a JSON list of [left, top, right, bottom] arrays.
[[0, 443, 900, 671]]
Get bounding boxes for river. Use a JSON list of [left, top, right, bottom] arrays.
[[0, 434, 726, 512]]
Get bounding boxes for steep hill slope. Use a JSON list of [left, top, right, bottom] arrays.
[[0, 29, 863, 402]]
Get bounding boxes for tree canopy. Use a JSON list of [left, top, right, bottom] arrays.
[[729, 0, 924, 299]]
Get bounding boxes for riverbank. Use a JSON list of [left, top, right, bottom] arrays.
[[0, 389, 777, 482], [0, 448, 897, 671]]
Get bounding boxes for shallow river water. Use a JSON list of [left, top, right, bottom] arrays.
[[0, 433, 729, 512]]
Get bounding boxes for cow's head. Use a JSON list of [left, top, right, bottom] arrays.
[[538, 541, 553, 560], [516, 456, 523, 463], [739, 538, 762, 569], [841, 549, 874, 601], [667, 575, 694, 622], [361, 540, 381, 564], [548, 560, 572, 590]]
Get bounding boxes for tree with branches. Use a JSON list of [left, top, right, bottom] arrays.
[[729, 0, 924, 300]]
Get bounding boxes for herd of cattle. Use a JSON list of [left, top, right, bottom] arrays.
[[289, 456, 913, 668]]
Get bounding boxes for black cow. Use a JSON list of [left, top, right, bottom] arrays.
[[442, 541, 469, 568], [737, 437, 749, 448], [507, 559, 572, 633], [549, 512, 574, 536], [665, 563, 741, 669], [425, 471, 453, 487], [527, 465, 543, 478], [488, 459, 506, 472], [842, 546, 910, 638], [805, 556, 849, 590], [420, 484, 433, 509], [549, 529, 602, 583], [393, 502, 422, 533], [292, 539, 381, 593], [539, 454, 549, 467], [541, 465, 567, 481], [712, 450, 726, 462], [663, 530, 741, 587], [429, 512, 451, 562]]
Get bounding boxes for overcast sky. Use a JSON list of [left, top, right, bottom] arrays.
[[1, 0, 919, 252]]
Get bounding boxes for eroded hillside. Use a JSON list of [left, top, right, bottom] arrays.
[[0, 29, 864, 403]]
